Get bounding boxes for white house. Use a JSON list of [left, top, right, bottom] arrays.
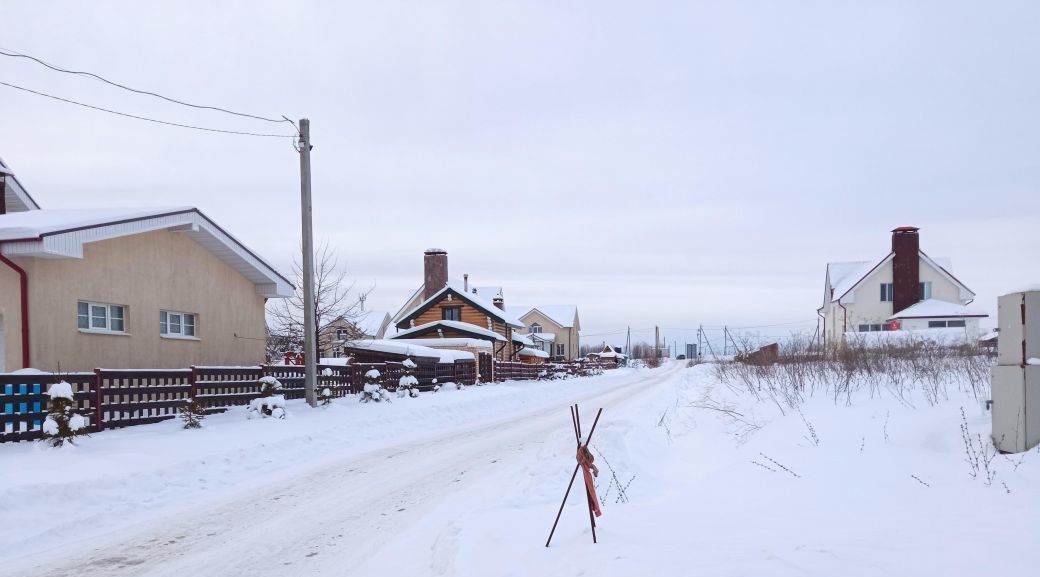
[[819, 227, 986, 346]]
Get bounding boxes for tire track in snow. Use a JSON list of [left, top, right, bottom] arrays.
[[4, 363, 684, 577]]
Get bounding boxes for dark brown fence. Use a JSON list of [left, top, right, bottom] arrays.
[[0, 358, 616, 442], [1, 359, 478, 443]]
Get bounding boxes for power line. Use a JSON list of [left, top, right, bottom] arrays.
[[0, 47, 292, 125], [0, 81, 296, 138]]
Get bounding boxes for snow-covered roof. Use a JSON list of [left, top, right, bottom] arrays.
[[518, 347, 550, 358], [397, 281, 524, 328], [0, 156, 41, 212], [978, 329, 999, 342], [887, 299, 988, 320], [389, 320, 507, 342], [590, 350, 627, 359], [471, 286, 503, 299], [527, 332, 556, 342], [346, 339, 444, 359], [354, 311, 390, 337], [0, 207, 293, 297], [825, 252, 965, 303], [508, 305, 578, 328], [512, 333, 534, 346], [388, 337, 493, 349]]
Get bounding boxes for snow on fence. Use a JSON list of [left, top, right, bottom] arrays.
[[0, 358, 613, 442]]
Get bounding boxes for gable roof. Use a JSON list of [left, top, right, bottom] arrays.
[[508, 305, 578, 328], [0, 207, 293, 297], [354, 310, 391, 337], [396, 282, 524, 328], [0, 156, 42, 212], [825, 251, 971, 303], [387, 319, 507, 342]]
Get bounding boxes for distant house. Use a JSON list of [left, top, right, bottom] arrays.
[[387, 249, 526, 361], [321, 309, 391, 358], [588, 344, 627, 365], [507, 305, 580, 360], [0, 157, 292, 372], [819, 227, 986, 346]]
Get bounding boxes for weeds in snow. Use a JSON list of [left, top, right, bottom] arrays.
[[960, 407, 999, 485], [798, 407, 819, 447], [911, 474, 931, 488], [759, 453, 800, 478], [592, 445, 634, 505], [750, 460, 778, 473]]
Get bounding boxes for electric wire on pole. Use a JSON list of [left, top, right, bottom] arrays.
[[297, 119, 317, 407]]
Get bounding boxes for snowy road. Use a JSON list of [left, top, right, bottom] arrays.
[[4, 363, 682, 577]]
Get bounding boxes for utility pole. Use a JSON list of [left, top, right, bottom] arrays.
[[697, 325, 702, 358], [299, 118, 317, 408], [654, 325, 660, 360], [723, 326, 728, 356], [625, 326, 631, 356]]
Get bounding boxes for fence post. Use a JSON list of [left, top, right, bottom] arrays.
[[189, 365, 197, 400], [93, 367, 104, 432]]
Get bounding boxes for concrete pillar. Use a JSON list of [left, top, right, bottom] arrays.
[[991, 289, 1040, 453]]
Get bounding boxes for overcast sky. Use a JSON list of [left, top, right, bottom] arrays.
[[2, 1, 1038, 347]]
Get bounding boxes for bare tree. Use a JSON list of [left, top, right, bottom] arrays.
[[267, 242, 370, 361]]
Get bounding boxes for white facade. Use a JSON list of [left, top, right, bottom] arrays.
[[820, 252, 980, 346]]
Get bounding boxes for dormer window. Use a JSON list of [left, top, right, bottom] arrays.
[[530, 323, 542, 333]]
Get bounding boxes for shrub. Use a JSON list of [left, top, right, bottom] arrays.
[[40, 381, 89, 447], [249, 376, 286, 419], [179, 397, 206, 429], [360, 369, 391, 403]]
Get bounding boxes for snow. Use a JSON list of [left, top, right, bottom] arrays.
[[390, 319, 506, 342], [1028, 358, 1040, 366], [0, 207, 193, 241], [353, 310, 391, 337], [844, 328, 973, 345], [518, 347, 550, 358], [321, 368, 334, 376], [401, 358, 417, 369], [512, 333, 534, 346], [887, 298, 988, 320], [41, 417, 59, 436], [407, 281, 525, 328], [2, 361, 1036, 577], [348, 339, 444, 359], [526, 332, 556, 342], [389, 337, 491, 350], [507, 305, 578, 328], [68, 414, 87, 431], [46, 381, 74, 400], [365, 369, 381, 379]]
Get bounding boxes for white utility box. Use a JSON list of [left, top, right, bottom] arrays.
[[992, 289, 1040, 453]]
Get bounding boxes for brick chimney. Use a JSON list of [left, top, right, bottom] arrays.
[[493, 295, 505, 310], [423, 249, 448, 300], [891, 226, 920, 314]]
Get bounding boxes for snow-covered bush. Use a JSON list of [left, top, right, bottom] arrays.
[[434, 381, 461, 392], [397, 358, 420, 398], [249, 376, 286, 419], [41, 382, 89, 447], [318, 387, 333, 406], [179, 397, 206, 429], [359, 369, 391, 403]]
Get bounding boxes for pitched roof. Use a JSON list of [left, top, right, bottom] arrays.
[[508, 305, 578, 328], [518, 347, 550, 358], [388, 320, 507, 342], [825, 252, 967, 303], [354, 311, 390, 337], [0, 156, 42, 212], [0, 207, 293, 297], [396, 282, 524, 328], [887, 299, 988, 320]]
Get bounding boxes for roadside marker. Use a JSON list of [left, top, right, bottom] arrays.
[[545, 403, 604, 547]]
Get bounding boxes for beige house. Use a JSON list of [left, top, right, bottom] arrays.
[[0, 158, 292, 372], [507, 306, 581, 360], [321, 310, 391, 358], [819, 227, 985, 346]]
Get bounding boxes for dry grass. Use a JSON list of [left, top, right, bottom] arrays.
[[711, 334, 992, 412]]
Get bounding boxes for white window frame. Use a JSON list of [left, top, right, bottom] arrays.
[[160, 310, 198, 339], [530, 323, 542, 334], [78, 301, 127, 334]]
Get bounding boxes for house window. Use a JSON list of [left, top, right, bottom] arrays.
[[928, 320, 967, 328], [880, 283, 893, 302], [160, 310, 196, 338], [919, 282, 932, 301], [530, 323, 542, 333], [858, 324, 888, 332], [336, 329, 349, 340], [78, 301, 126, 333], [442, 307, 461, 321], [556, 343, 565, 356]]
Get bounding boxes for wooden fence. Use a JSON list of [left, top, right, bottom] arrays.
[[1, 357, 616, 442]]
